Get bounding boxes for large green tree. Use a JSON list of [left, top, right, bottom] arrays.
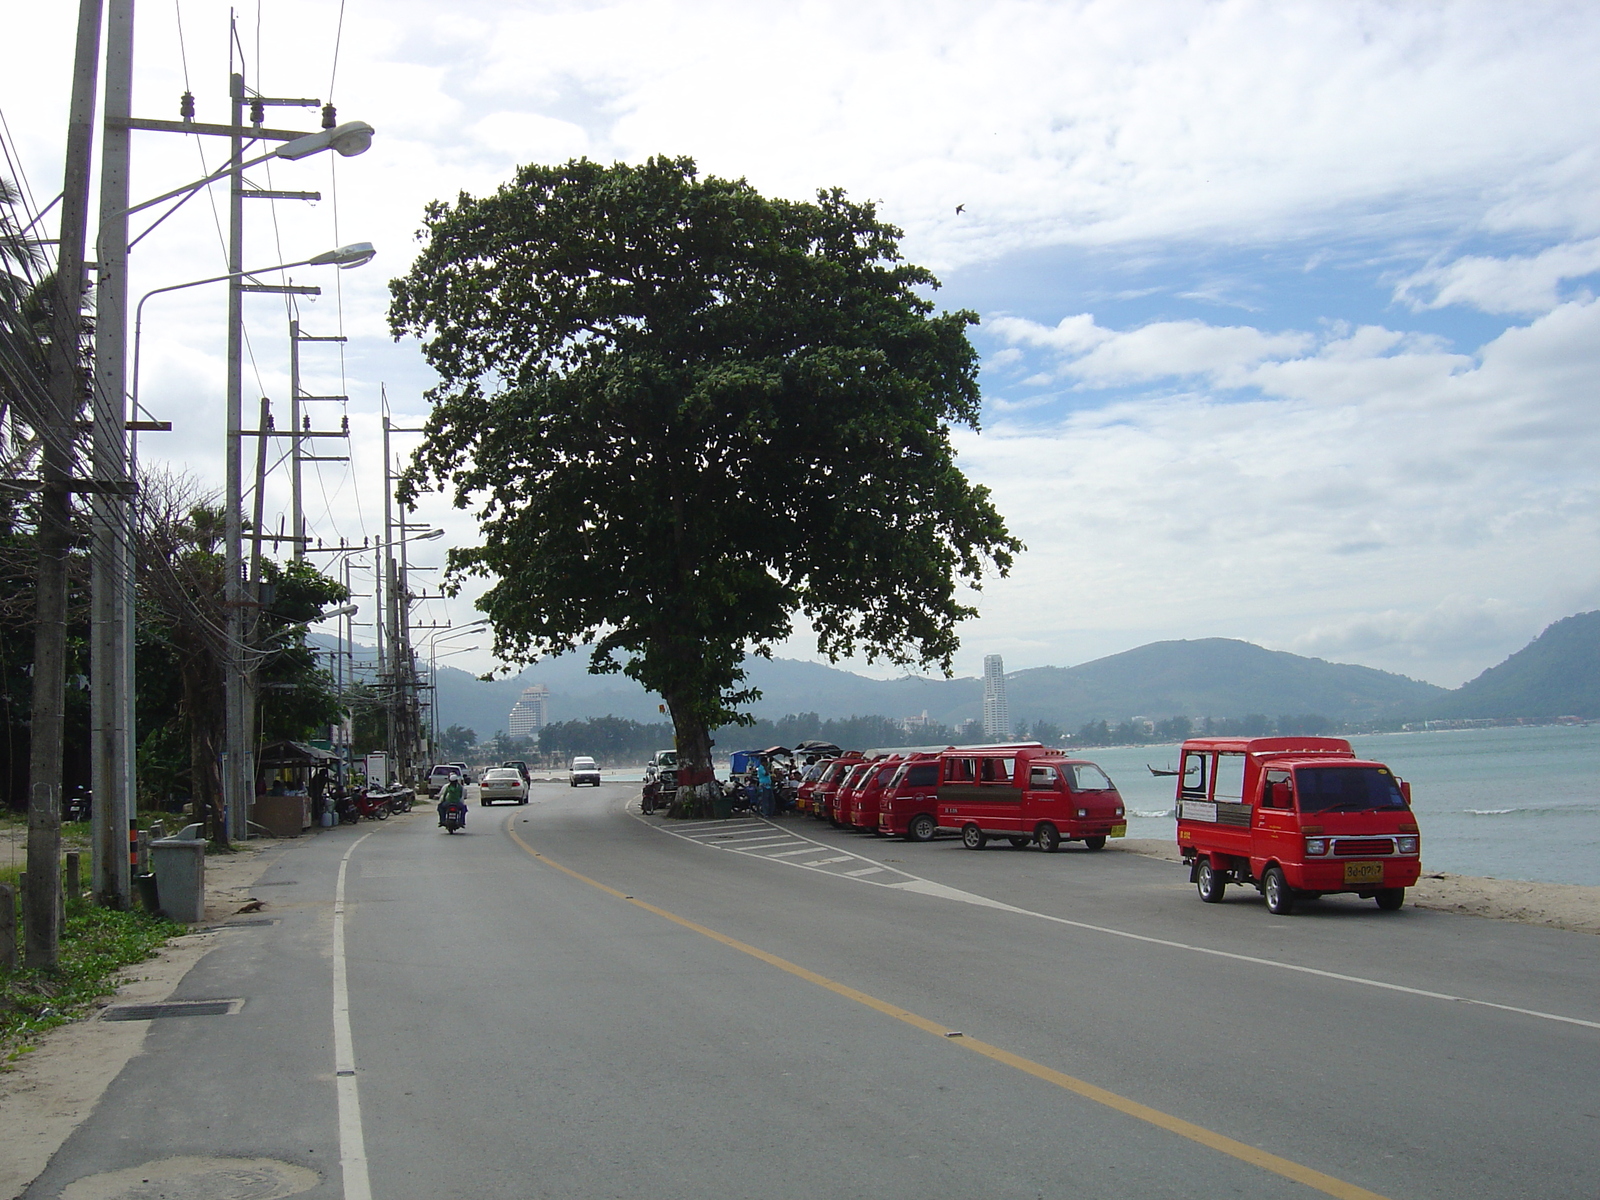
[[390, 157, 1021, 790]]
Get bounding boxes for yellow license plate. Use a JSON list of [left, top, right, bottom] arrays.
[[1343, 861, 1384, 884], [1110, 824, 1127, 838]]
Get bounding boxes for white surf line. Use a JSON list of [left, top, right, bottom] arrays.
[[628, 800, 1597, 1031], [333, 830, 379, 1200]]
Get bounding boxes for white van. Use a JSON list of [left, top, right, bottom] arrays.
[[569, 756, 601, 787]]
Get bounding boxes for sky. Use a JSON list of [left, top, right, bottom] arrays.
[[6, 0, 1600, 693]]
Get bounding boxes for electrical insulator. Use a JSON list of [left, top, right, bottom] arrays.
[[180, 91, 196, 121], [321, 103, 337, 130], [250, 98, 264, 126], [341, 415, 349, 433], [304, 414, 311, 431], [265, 412, 275, 430]]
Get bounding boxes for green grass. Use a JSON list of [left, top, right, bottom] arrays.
[[1, 888, 186, 1067]]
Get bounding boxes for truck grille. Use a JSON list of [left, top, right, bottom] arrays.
[[1335, 838, 1393, 856]]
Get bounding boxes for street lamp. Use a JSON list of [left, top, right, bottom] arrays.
[[89, 48, 379, 882]]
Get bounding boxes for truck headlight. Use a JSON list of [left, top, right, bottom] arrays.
[[1114, 807, 1124, 816], [1396, 835, 1419, 854], [1076, 808, 1088, 818], [1305, 837, 1329, 856]]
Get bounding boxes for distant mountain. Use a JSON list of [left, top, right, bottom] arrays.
[[1425, 611, 1600, 719], [322, 615, 1599, 740], [409, 635, 1447, 739]]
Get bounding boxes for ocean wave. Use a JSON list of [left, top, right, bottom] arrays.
[[1131, 808, 1176, 819], [1462, 804, 1600, 817]]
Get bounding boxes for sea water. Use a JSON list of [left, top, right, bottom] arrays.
[[1091, 724, 1600, 887]]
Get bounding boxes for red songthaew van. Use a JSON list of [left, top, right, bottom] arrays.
[[840, 755, 903, 831], [877, 753, 943, 841], [1175, 737, 1422, 915], [935, 745, 1128, 851], [808, 754, 865, 822]]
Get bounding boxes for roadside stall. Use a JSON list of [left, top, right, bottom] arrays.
[[252, 740, 339, 836]]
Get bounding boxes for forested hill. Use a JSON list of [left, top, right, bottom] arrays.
[[1425, 610, 1600, 720], [411, 636, 1446, 739], [1004, 638, 1446, 727]]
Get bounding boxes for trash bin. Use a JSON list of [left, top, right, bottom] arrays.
[[148, 823, 206, 922], [134, 872, 160, 913]]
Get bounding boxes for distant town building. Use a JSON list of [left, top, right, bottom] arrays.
[[982, 654, 1010, 741], [508, 684, 550, 739], [900, 710, 937, 735]]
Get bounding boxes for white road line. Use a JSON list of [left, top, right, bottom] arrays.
[[705, 835, 800, 846], [333, 831, 378, 1200], [766, 847, 825, 858], [844, 866, 886, 877], [804, 856, 855, 867], [629, 800, 1598, 1033]]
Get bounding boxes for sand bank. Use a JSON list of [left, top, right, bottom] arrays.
[[1112, 837, 1600, 935]]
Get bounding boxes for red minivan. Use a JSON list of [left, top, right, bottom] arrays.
[[1175, 736, 1422, 915], [809, 754, 865, 822], [935, 745, 1127, 851], [841, 755, 904, 831], [878, 752, 943, 841]]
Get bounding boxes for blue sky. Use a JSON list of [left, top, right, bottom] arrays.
[[9, 0, 1600, 692]]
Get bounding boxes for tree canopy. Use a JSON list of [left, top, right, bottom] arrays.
[[390, 156, 1021, 783]]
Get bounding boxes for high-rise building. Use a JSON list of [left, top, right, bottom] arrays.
[[982, 654, 1010, 741], [508, 684, 550, 740]]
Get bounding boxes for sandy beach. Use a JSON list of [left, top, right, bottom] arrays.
[[1112, 837, 1600, 935]]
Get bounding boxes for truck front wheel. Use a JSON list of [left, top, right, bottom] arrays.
[[906, 813, 936, 843], [1375, 887, 1405, 911], [1084, 835, 1107, 851], [962, 824, 987, 850], [1036, 823, 1061, 853], [1263, 866, 1296, 915], [1196, 858, 1226, 903]]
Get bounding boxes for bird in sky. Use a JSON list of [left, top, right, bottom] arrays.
[[955, 203, 965, 214]]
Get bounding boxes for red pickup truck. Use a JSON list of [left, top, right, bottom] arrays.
[[1174, 736, 1422, 915], [934, 744, 1127, 851], [877, 753, 943, 841], [839, 755, 904, 831]]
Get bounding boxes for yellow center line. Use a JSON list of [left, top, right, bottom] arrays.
[[504, 819, 1395, 1200]]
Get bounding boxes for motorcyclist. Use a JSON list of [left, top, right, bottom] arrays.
[[437, 771, 466, 828]]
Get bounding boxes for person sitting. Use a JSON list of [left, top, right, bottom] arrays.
[[437, 772, 466, 827]]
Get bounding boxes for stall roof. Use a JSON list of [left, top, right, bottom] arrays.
[[256, 740, 339, 768]]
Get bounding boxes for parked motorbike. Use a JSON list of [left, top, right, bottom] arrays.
[[387, 789, 414, 815], [440, 802, 467, 834], [353, 790, 392, 821]]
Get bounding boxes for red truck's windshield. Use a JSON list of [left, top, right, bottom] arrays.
[[1296, 766, 1407, 813]]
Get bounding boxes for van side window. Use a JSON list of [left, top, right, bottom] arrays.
[[980, 757, 1014, 783], [1068, 764, 1114, 791], [1215, 752, 1247, 803], [1262, 769, 1291, 808], [945, 757, 976, 783], [1180, 753, 1207, 798], [906, 764, 939, 788], [1029, 766, 1059, 788]]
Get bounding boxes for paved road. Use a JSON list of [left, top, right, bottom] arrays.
[[25, 783, 1599, 1199]]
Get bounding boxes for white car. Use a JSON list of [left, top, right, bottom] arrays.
[[569, 757, 601, 787], [479, 767, 528, 806]]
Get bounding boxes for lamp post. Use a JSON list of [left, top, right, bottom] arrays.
[[91, 10, 376, 885], [424, 620, 489, 754]]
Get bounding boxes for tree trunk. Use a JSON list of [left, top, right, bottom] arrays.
[[664, 690, 716, 818]]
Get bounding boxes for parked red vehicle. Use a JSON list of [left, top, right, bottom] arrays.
[[935, 744, 1127, 851], [830, 759, 880, 827], [877, 753, 944, 841], [1174, 737, 1421, 915], [840, 755, 904, 830], [807, 754, 865, 822]]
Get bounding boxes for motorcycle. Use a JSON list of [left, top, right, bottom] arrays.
[[440, 802, 467, 834], [387, 789, 414, 815], [353, 790, 392, 821]]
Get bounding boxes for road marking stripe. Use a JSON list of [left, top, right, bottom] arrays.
[[767, 847, 825, 858], [504, 822, 1393, 1200], [804, 856, 855, 866], [844, 866, 886, 877], [635, 804, 1600, 1031], [333, 830, 378, 1200]]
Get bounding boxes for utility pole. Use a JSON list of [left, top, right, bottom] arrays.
[[90, 0, 133, 908], [28, 0, 104, 966], [287, 319, 350, 563]]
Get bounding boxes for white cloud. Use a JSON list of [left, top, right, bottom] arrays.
[[954, 299, 1600, 685], [1394, 238, 1600, 314]]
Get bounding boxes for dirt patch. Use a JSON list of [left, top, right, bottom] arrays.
[[1109, 837, 1600, 934]]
